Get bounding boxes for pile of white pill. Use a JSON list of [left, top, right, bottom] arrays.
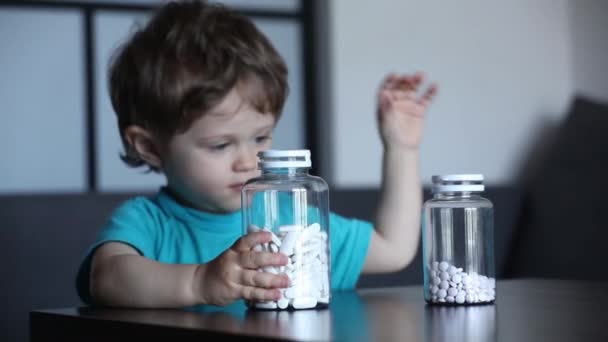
[[249, 223, 330, 310], [427, 261, 496, 304]]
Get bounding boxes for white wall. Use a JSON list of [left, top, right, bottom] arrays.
[[570, 1, 608, 101], [0, 1, 305, 193], [328, 0, 581, 187], [0, 9, 86, 193]]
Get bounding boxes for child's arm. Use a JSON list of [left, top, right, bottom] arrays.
[[90, 231, 289, 308], [362, 72, 438, 274]]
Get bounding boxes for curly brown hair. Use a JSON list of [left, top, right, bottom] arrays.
[[108, 0, 288, 170]]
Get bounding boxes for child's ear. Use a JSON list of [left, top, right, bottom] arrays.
[[124, 126, 162, 169]]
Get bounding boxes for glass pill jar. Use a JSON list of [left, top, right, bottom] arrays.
[[422, 174, 496, 305], [241, 149, 330, 310]]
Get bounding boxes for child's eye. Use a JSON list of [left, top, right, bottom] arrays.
[[211, 142, 230, 151], [255, 135, 271, 144]]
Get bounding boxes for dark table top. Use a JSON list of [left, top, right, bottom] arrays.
[[30, 279, 608, 341]]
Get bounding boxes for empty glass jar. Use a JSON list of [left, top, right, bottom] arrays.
[[422, 174, 496, 305], [241, 149, 330, 310]]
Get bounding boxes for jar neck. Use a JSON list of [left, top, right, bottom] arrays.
[[262, 167, 310, 176], [434, 191, 482, 199]]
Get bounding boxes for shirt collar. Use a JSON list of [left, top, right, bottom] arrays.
[[155, 187, 242, 234]]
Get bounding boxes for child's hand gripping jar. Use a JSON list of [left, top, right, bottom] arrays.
[[422, 175, 496, 305], [241, 150, 330, 310]]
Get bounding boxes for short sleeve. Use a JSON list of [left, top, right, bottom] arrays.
[[329, 213, 373, 290], [75, 197, 161, 304]]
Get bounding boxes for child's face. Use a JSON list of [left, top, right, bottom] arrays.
[[161, 86, 275, 213]]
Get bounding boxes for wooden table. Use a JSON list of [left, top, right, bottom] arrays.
[[30, 279, 608, 341]]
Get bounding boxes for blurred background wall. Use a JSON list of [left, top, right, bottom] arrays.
[[1, 0, 607, 193], [0, 0, 307, 193], [320, 0, 608, 187]]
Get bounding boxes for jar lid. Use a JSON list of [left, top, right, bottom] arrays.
[[258, 149, 311, 169], [431, 174, 484, 193]]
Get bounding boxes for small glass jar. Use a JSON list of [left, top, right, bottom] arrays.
[[241, 149, 330, 310], [422, 174, 496, 305]]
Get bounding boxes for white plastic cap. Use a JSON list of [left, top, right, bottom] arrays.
[[258, 149, 311, 169], [431, 174, 484, 193]]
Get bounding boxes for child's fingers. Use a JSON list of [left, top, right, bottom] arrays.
[[238, 250, 288, 269], [232, 231, 273, 252], [418, 83, 438, 106], [240, 286, 282, 302], [240, 270, 289, 289], [379, 73, 399, 93]]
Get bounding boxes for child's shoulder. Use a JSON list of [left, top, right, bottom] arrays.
[[110, 193, 168, 222]]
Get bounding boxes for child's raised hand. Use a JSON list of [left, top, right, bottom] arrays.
[[195, 231, 289, 306], [376, 72, 438, 150]]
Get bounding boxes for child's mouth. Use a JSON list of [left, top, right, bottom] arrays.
[[229, 183, 243, 192]]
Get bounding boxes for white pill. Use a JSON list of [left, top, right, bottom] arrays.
[[478, 293, 488, 302], [263, 266, 278, 274], [437, 289, 447, 298], [279, 225, 303, 232], [455, 294, 465, 304], [489, 278, 496, 289], [301, 241, 322, 255], [319, 252, 328, 263], [448, 265, 457, 275], [430, 270, 437, 279], [440, 271, 450, 281], [307, 223, 321, 234], [439, 280, 449, 289], [247, 224, 261, 233], [255, 301, 277, 309], [451, 274, 462, 284], [432, 276, 441, 285], [447, 288, 458, 297], [432, 261, 439, 271], [431, 285, 438, 294], [461, 274, 470, 285], [269, 232, 282, 247], [446, 296, 455, 303], [284, 286, 298, 299], [439, 261, 449, 271], [432, 295, 438, 302], [270, 243, 279, 253], [277, 298, 289, 309], [292, 296, 317, 309], [319, 231, 328, 241], [279, 231, 298, 256], [465, 294, 474, 303]]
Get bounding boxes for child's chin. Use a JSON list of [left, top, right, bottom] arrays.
[[220, 200, 242, 213]]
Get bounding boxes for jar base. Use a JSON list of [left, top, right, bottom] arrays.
[[247, 302, 329, 311], [424, 300, 495, 306]]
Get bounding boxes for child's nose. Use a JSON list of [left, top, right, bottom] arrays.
[[234, 148, 258, 172]]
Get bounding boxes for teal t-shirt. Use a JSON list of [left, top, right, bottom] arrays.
[[76, 188, 373, 304]]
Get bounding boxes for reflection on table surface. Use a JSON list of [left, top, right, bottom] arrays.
[[65, 280, 607, 341], [181, 287, 497, 342]]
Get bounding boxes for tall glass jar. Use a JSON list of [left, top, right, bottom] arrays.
[[422, 174, 496, 305], [241, 150, 330, 310]]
